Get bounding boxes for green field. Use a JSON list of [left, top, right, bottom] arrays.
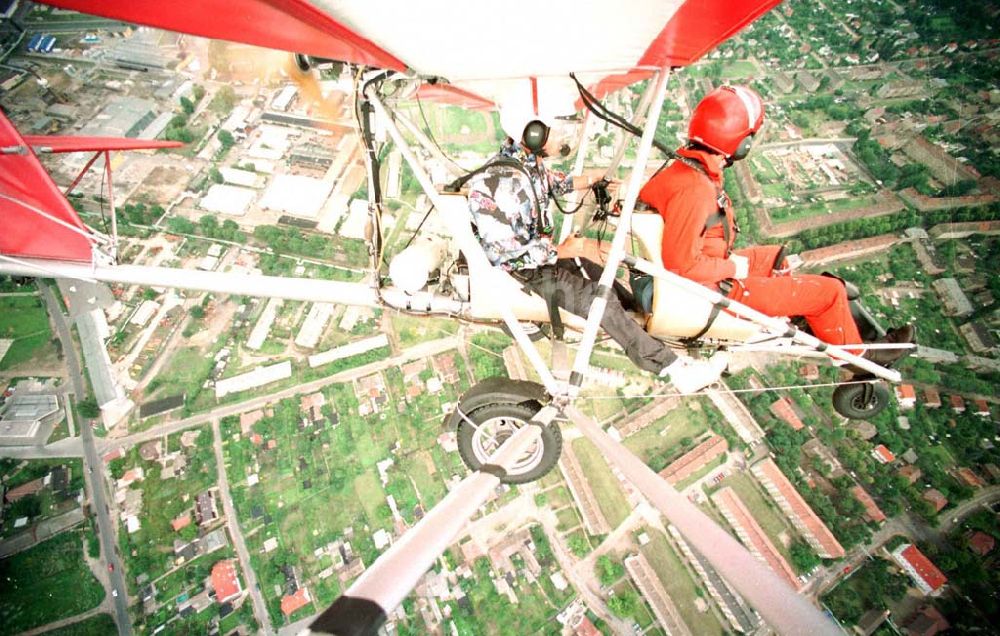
[[624, 402, 712, 472], [222, 354, 475, 626], [0, 529, 105, 635], [639, 530, 726, 636], [0, 295, 54, 370], [769, 195, 880, 224], [572, 438, 631, 528], [389, 312, 459, 348], [38, 612, 117, 636]]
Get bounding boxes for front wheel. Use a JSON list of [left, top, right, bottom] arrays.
[[456, 402, 562, 484], [832, 382, 890, 420]]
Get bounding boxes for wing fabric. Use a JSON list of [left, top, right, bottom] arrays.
[[39, 0, 406, 71], [0, 113, 94, 262]]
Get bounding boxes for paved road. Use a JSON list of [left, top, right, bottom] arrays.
[[102, 336, 460, 452], [211, 419, 273, 634], [40, 283, 133, 635]]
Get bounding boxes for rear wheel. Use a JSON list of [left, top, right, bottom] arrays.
[[832, 382, 889, 420], [455, 402, 561, 484]]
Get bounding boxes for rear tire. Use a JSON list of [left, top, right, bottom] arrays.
[[455, 402, 561, 484], [832, 382, 889, 420]]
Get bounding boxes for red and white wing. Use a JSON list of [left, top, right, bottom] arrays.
[[41, 0, 778, 107], [0, 112, 94, 262]]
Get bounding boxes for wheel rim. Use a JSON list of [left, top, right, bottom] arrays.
[[470, 414, 544, 476], [851, 390, 879, 412]]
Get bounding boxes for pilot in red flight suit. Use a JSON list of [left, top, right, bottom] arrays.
[[638, 85, 913, 366]]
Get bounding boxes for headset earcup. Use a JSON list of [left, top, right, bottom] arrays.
[[522, 120, 550, 154], [732, 134, 754, 161]]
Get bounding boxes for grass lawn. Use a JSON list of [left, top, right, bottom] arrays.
[[769, 195, 880, 224], [0, 529, 105, 635], [556, 506, 582, 532], [389, 313, 458, 348], [38, 612, 117, 635], [624, 403, 710, 469], [639, 529, 726, 636], [0, 296, 54, 370], [715, 471, 799, 567], [571, 438, 631, 528], [146, 345, 214, 403]]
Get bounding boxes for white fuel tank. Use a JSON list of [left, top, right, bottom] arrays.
[[388, 239, 448, 294]]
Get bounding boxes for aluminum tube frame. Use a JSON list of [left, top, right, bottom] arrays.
[[556, 110, 596, 245], [567, 405, 841, 636], [103, 151, 118, 261], [307, 406, 560, 635], [364, 81, 560, 395], [0, 259, 381, 307], [574, 76, 660, 240], [627, 255, 902, 382], [568, 67, 673, 387]]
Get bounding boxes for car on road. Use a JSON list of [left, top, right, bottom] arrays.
[[112, 589, 118, 598], [108, 563, 114, 572]]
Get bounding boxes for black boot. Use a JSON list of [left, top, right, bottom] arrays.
[[859, 325, 916, 369]]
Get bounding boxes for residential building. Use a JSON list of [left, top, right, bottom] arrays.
[[972, 399, 991, 418], [902, 605, 949, 636], [891, 544, 947, 596], [923, 388, 941, 409], [922, 488, 948, 513], [659, 435, 727, 485], [712, 487, 801, 590], [931, 278, 973, 317], [770, 397, 805, 430], [967, 531, 995, 557], [751, 458, 845, 558], [211, 559, 243, 603], [851, 486, 886, 524], [281, 587, 311, 616], [872, 444, 896, 464], [895, 384, 916, 410], [899, 465, 922, 485], [949, 395, 965, 413]]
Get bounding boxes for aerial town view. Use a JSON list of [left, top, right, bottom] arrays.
[[1, 0, 998, 635]]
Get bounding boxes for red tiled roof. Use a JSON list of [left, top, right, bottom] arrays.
[[281, 587, 311, 616], [3, 478, 44, 502], [968, 531, 995, 556], [770, 397, 804, 431], [851, 485, 886, 523], [924, 388, 941, 408], [872, 444, 896, 464], [211, 559, 242, 603], [752, 458, 845, 558], [103, 448, 125, 463], [239, 409, 264, 434], [973, 399, 990, 415], [712, 487, 800, 590], [949, 395, 965, 410], [899, 464, 922, 484], [898, 384, 916, 400], [956, 467, 985, 488], [171, 512, 192, 532], [900, 545, 947, 592], [575, 617, 602, 636], [659, 435, 728, 484], [922, 488, 948, 512]]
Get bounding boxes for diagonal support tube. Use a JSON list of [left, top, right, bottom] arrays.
[[306, 406, 560, 636], [566, 405, 841, 636], [567, 67, 673, 388]]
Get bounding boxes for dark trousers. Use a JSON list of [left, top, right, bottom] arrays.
[[515, 258, 677, 374]]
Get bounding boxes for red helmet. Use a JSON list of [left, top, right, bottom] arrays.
[[688, 85, 765, 160]]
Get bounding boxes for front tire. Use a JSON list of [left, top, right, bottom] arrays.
[[456, 402, 562, 484], [832, 382, 890, 419]]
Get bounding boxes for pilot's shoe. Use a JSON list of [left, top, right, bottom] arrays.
[[661, 352, 729, 394], [859, 324, 916, 369]]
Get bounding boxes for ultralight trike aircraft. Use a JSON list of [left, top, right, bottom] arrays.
[[0, 1, 914, 634]]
